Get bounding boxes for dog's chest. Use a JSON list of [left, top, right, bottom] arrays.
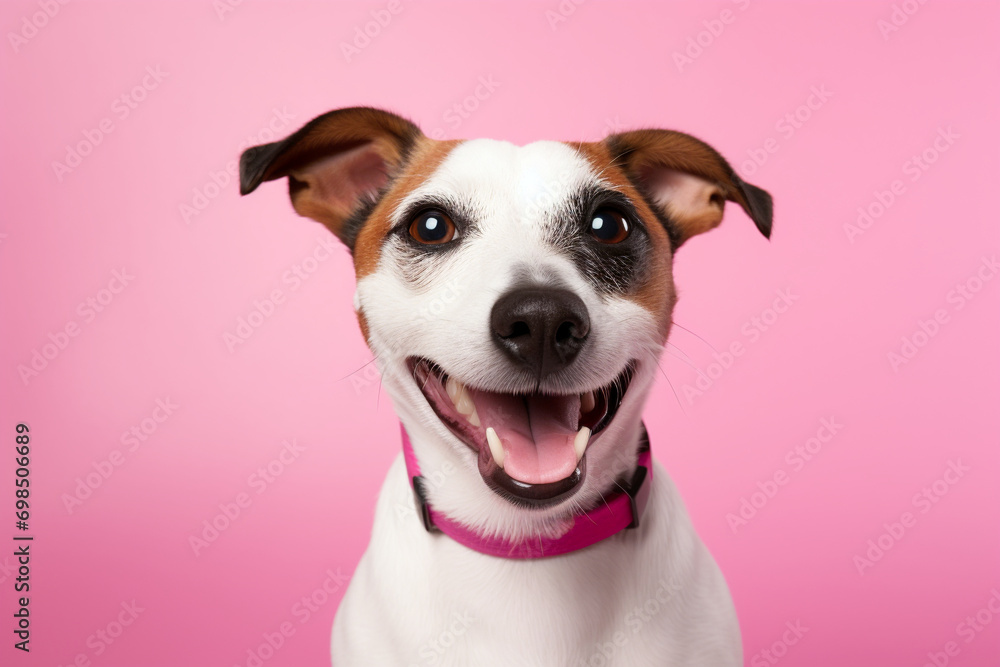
[[331, 456, 741, 666]]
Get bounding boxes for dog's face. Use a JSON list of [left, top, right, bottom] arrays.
[[241, 108, 771, 540]]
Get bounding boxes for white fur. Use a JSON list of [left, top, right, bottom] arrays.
[[333, 455, 740, 666], [333, 139, 740, 665]]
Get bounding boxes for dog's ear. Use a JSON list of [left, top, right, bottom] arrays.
[[604, 129, 772, 248], [239, 107, 423, 246]]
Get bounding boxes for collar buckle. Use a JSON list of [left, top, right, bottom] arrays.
[[412, 476, 438, 533], [625, 437, 652, 530]]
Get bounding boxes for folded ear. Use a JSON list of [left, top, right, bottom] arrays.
[[239, 106, 423, 247], [604, 129, 773, 248]]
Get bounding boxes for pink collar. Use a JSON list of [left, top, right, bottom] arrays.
[[401, 424, 652, 559]]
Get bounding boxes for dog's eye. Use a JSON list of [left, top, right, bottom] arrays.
[[589, 208, 631, 244], [409, 210, 457, 245]]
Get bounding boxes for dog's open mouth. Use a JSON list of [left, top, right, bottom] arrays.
[[409, 358, 636, 507]]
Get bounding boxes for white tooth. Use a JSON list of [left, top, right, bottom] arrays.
[[455, 388, 475, 416], [446, 377, 462, 402], [468, 406, 481, 427], [486, 427, 505, 468], [581, 391, 596, 413], [574, 426, 591, 463]]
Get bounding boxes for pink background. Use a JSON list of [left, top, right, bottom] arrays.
[[2, 1, 999, 665]]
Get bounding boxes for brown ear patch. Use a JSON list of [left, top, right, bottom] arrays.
[[284, 141, 390, 237], [604, 129, 773, 246], [240, 107, 420, 195], [239, 107, 424, 246], [638, 167, 726, 243]]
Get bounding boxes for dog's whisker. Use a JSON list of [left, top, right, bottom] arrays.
[[338, 354, 382, 382], [582, 499, 603, 526], [416, 366, 436, 394], [664, 345, 700, 373], [655, 361, 687, 415], [671, 319, 719, 354], [376, 365, 387, 412], [598, 489, 614, 515]]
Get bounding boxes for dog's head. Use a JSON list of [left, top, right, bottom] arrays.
[[240, 107, 771, 540]]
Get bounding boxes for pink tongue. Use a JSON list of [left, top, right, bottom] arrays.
[[468, 388, 581, 484]]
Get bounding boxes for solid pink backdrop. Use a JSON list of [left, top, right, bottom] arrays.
[[1, 1, 998, 666]]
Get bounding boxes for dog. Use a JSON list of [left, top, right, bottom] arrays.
[[239, 107, 772, 666]]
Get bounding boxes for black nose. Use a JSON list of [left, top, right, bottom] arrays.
[[491, 287, 590, 378]]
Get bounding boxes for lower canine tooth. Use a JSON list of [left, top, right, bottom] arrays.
[[574, 426, 591, 463], [486, 427, 505, 468]]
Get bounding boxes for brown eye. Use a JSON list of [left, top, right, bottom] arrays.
[[589, 207, 631, 244], [409, 210, 457, 245]]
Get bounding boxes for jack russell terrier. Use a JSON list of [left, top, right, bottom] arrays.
[[239, 107, 772, 666]]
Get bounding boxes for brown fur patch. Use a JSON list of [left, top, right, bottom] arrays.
[[288, 140, 399, 240], [241, 107, 424, 246], [571, 141, 677, 339], [602, 129, 771, 245], [607, 129, 753, 211], [261, 108, 418, 185], [352, 138, 463, 280]]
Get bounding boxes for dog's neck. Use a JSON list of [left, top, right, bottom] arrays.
[[400, 423, 653, 559]]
